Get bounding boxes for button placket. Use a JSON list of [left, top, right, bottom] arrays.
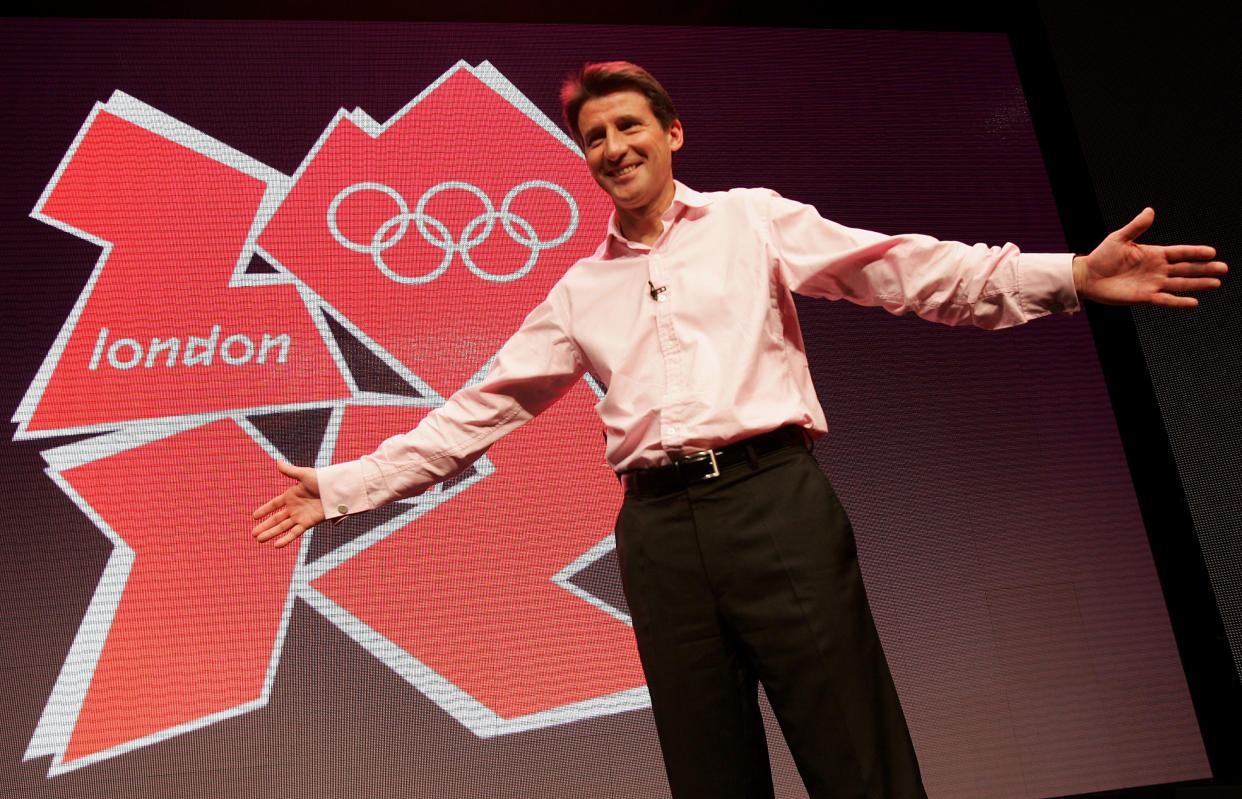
[[649, 249, 686, 457]]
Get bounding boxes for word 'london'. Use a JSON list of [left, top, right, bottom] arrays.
[[87, 325, 291, 370]]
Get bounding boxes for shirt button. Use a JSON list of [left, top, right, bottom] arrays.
[[337, 505, 349, 515]]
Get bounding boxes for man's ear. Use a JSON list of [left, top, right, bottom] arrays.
[[668, 119, 684, 152]]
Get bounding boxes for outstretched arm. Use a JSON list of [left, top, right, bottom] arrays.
[[1073, 208, 1227, 307], [252, 461, 324, 549], [249, 284, 586, 549]]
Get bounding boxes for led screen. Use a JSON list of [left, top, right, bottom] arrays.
[[0, 19, 1208, 798]]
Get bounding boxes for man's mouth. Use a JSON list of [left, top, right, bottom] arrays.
[[608, 163, 640, 178]]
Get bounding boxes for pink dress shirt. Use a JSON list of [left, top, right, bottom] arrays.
[[318, 182, 1078, 519]]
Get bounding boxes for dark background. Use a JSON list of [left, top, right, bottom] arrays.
[[1033, 4, 1242, 795]]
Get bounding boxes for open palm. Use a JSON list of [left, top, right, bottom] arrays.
[[1075, 208, 1226, 307], [251, 461, 324, 548]]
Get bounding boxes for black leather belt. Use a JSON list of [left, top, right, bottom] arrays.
[[621, 426, 808, 496]]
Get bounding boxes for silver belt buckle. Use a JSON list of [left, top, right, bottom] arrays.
[[682, 448, 720, 481]]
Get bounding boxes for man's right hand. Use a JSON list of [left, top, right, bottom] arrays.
[[251, 461, 325, 548]]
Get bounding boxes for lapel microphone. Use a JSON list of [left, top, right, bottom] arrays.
[[648, 281, 668, 301]]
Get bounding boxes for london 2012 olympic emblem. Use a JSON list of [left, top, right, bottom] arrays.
[[15, 61, 645, 779], [327, 180, 580, 284]]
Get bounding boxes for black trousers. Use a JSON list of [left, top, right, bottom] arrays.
[[615, 444, 926, 799]]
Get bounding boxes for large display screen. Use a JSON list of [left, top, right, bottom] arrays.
[[0, 19, 1208, 798]]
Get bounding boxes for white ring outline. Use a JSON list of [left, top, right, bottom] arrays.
[[326, 180, 579, 285]]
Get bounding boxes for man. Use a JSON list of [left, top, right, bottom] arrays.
[[253, 62, 1225, 798]]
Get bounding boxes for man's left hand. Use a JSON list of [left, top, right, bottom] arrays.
[[1073, 208, 1227, 307]]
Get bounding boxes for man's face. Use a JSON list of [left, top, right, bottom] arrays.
[[576, 90, 683, 217]]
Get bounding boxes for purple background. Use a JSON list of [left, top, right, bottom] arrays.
[[0, 19, 1208, 798]]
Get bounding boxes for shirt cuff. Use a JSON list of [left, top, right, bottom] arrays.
[[317, 460, 375, 520], [1019, 252, 1080, 318]]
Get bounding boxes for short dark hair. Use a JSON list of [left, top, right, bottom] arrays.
[[560, 61, 678, 147]]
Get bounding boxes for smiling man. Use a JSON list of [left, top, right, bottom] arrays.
[[575, 88, 683, 244], [253, 61, 1226, 799]]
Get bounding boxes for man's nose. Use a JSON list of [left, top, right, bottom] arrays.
[[603, 129, 626, 159]]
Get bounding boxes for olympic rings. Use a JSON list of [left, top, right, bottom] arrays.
[[326, 180, 579, 284]]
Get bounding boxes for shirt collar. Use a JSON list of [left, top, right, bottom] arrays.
[[602, 181, 714, 253]]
